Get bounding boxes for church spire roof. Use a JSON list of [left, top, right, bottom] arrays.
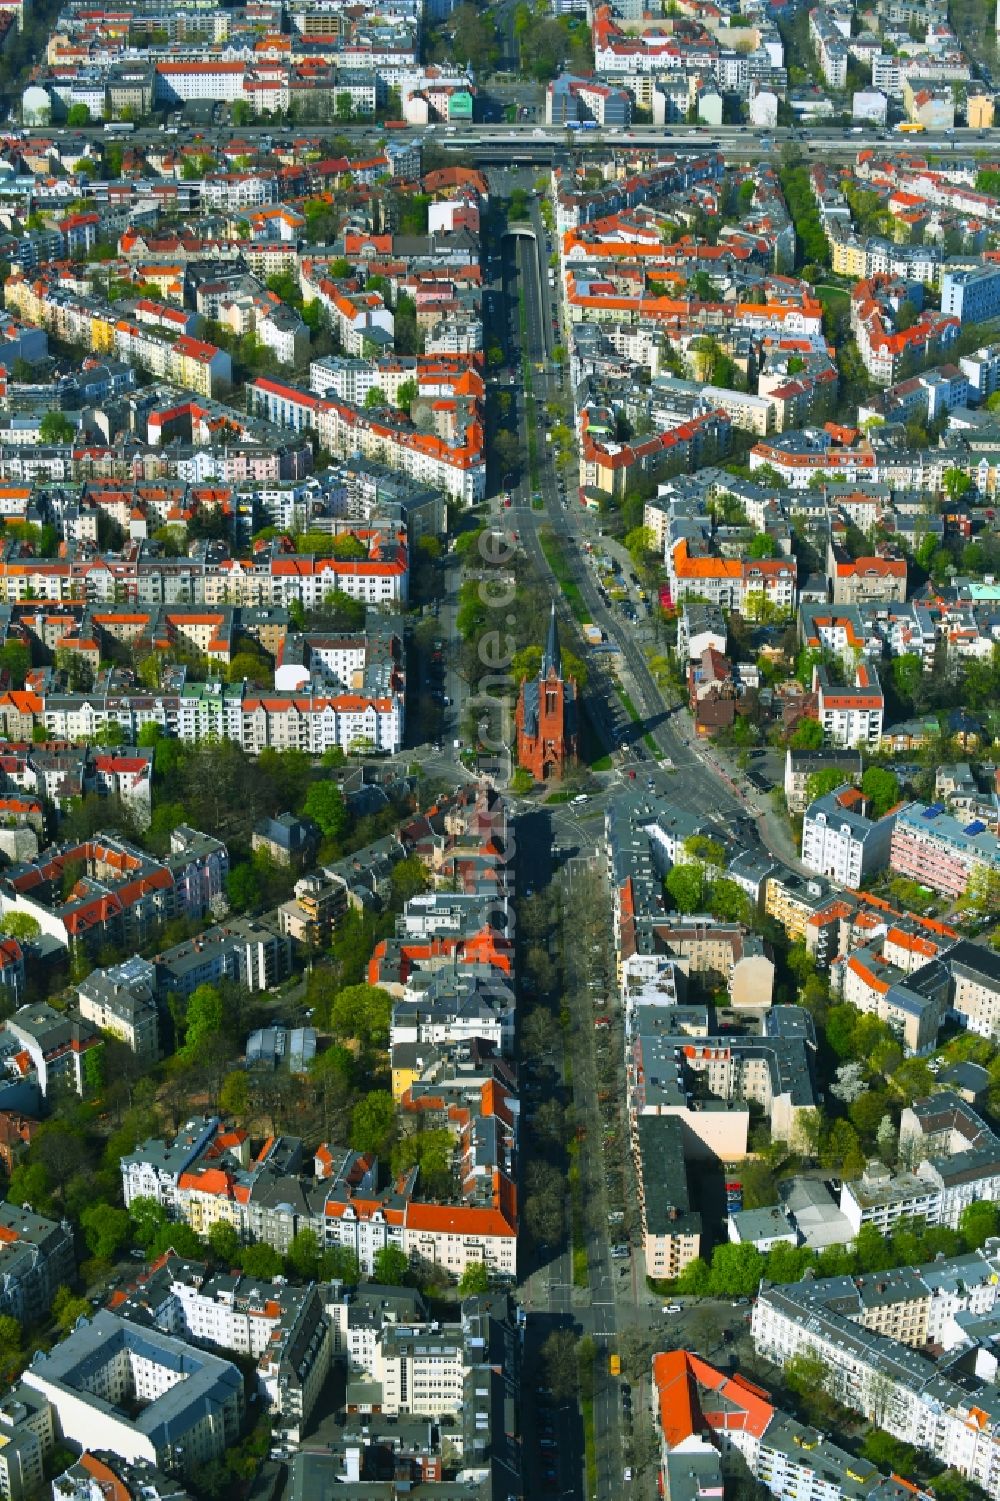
[[542, 601, 562, 679]]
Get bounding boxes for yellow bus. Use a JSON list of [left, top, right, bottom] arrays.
[[896, 122, 926, 133], [609, 1354, 621, 1376]]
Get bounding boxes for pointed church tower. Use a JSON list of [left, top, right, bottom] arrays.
[[515, 603, 579, 782]]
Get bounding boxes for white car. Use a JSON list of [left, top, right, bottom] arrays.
[[624, 1468, 633, 1482], [663, 1303, 682, 1314]]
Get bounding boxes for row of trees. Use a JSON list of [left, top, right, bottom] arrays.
[[675, 1201, 1000, 1298]]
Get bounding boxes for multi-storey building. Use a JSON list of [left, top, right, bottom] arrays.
[[0, 1202, 75, 1325], [944, 940, 1000, 1037], [942, 265, 1000, 324], [115, 1253, 331, 1443], [76, 956, 160, 1061], [22, 1311, 243, 1478], [1, 1002, 103, 1098], [652, 1348, 934, 1501], [0, 826, 227, 951], [0, 1385, 53, 1501], [634, 1115, 702, 1279], [814, 663, 885, 747], [890, 801, 1000, 898], [752, 1255, 1000, 1500], [801, 785, 899, 885]]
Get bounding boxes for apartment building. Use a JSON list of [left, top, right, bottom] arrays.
[[668, 538, 797, 617], [307, 1290, 520, 1493], [634, 1115, 702, 1279], [814, 663, 885, 748], [652, 1348, 933, 1501], [828, 543, 908, 605], [76, 956, 159, 1061], [629, 1005, 819, 1156], [784, 747, 863, 814], [810, 7, 849, 87], [840, 1158, 943, 1234], [0, 1202, 75, 1325], [153, 919, 292, 999], [944, 940, 1000, 1037], [2, 1002, 103, 1098], [122, 1096, 518, 1284], [116, 1253, 331, 1443], [890, 801, 1000, 898], [0, 1386, 53, 1501], [0, 826, 228, 951], [22, 1311, 244, 1478], [942, 265, 1000, 324], [834, 943, 948, 1053], [752, 1257, 1000, 1499], [801, 785, 898, 885]]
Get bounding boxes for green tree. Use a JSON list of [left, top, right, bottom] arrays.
[[226, 651, 271, 686], [0, 911, 40, 943], [39, 410, 75, 444], [942, 467, 971, 503], [66, 103, 91, 126], [149, 1222, 204, 1260], [861, 766, 900, 819], [208, 1221, 241, 1265], [287, 1229, 321, 1280], [181, 984, 223, 1059], [458, 1261, 490, 1295], [709, 879, 750, 924], [892, 653, 923, 706], [665, 862, 705, 913], [708, 1242, 764, 1296], [683, 835, 726, 869], [804, 768, 849, 806], [623, 525, 656, 565], [330, 984, 393, 1049], [373, 1244, 410, 1284], [675, 1256, 712, 1294], [364, 386, 387, 409], [81, 1203, 130, 1261], [219, 1071, 250, 1121], [227, 862, 261, 912], [959, 1201, 999, 1249], [855, 1223, 895, 1272], [0, 640, 30, 689], [790, 718, 823, 749], [966, 863, 1000, 915], [890, 1056, 934, 1104], [129, 1195, 168, 1248], [241, 1243, 284, 1278], [303, 781, 348, 840], [351, 1090, 396, 1154], [53, 1285, 91, 1334], [320, 1246, 361, 1282], [396, 378, 417, 410], [390, 855, 429, 906]]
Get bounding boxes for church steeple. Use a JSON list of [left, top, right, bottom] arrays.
[[542, 601, 562, 679]]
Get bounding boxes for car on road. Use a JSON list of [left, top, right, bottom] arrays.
[[624, 1469, 633, 1482], [572, 793, 588, 804], [663, 1303, 682, 1313]]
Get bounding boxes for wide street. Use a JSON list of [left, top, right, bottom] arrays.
[[485, 187, 806, 873]]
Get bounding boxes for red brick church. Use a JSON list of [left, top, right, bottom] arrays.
[[516, 603, 579, 781]]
